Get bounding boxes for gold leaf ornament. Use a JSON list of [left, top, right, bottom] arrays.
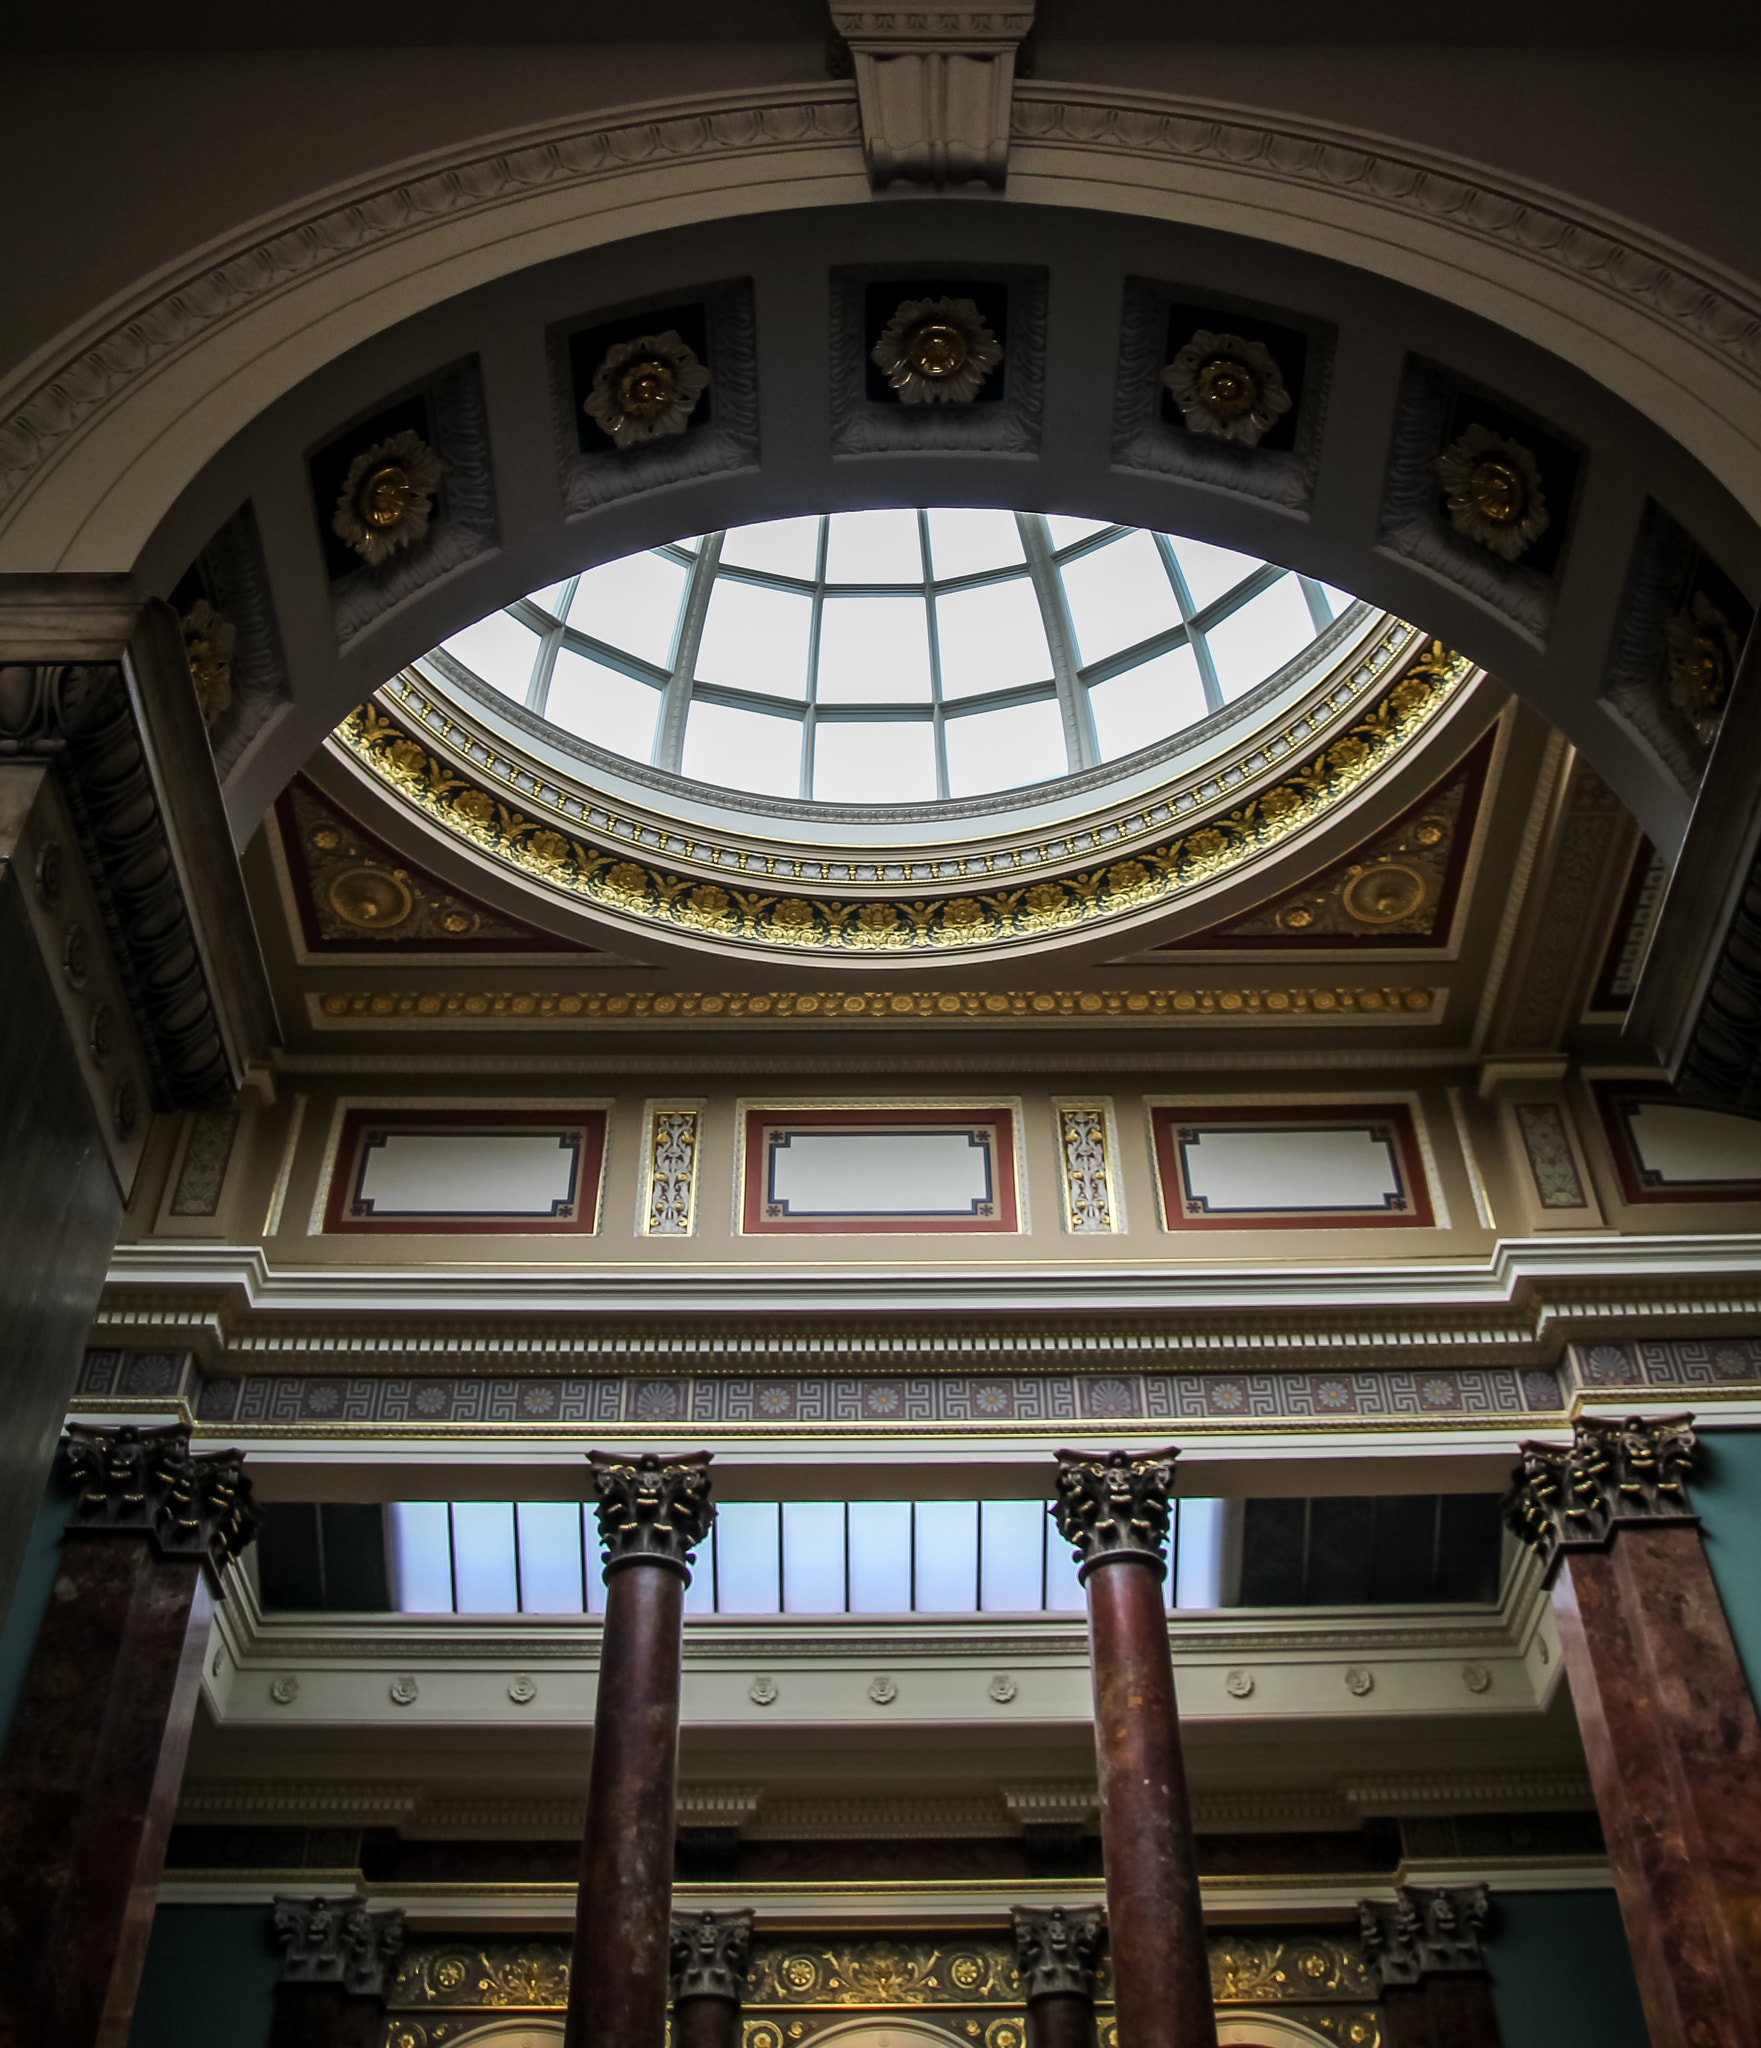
[[332, 428, 444, 568], [871, 296, 1003, 405], [1434, 423, 1549, 562], [179, 598, 236, 725], [583, 330, 711, 449], [1161, 329, 1293, 447], [1665, 591, 1741, 745]]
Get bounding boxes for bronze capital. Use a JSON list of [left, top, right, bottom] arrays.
[[1358, 1884, 1490, 1987], [669, 1908, 754, 2005], [1503, 1412, 1697, 1580], [1052, 1445, 1179, 1581], [587, 1448, 714, 1580], [60, 1421, 258, 1588], [272, 1895, 405, 1999], [1011, 1904, 1107, 2002]]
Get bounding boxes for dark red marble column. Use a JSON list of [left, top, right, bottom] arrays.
[[565, 1451, 714, 2048], [1506, 1413, 1761, 2048], [268, 1896, 405, 2048], [1012, 1904, 1106, 2048], [670, 1907, 753, 2048], [1360, 1885, 1503, 2048], [1054, 1448, 1216, 2048], [0, 1422, 257, 2048]]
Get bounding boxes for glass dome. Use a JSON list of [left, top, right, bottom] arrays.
[[428, 509, 1354, 808]]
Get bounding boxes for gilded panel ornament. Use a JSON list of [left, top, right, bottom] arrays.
[[1161, 329, 1292, 447], [672, 1909, 756, 2005], [391, 1943, 571, 2008], [338, 640, 1470, 956], [587, 1447, 714, 1578], [332, 429, 444, 568], [179, 597, 235, 726], [872, 296, 1003, 404], [642, 1102, 703, 1236], [1357, 1884, 1489, 1987], [583, 330, 711, 448], [1434, 425, 1549, 563], [1512, 1101, 1587, 1210], [1010, 1907, 1106, 2002], [1052, 1445, 1178, 1578], [1503, 1411, 1697, 1580], [60, 1421, 259, 1586], [1054, 1102, 1118, 1233]]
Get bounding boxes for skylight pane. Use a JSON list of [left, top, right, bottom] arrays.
[[683, 1526, 717, 1616], [719, 516, 821, 579], [516, 1501, 585, 1614], [782, 1502, 847, 1613], [528, 580, 573, 619], [980, 1500, 1045, 1612], [681, 700, 802, 799], [1320, 583, 1357, 619], [388, 1501, 454, 1615], [944, 698, 1067, 797], [1175, 1498, 1227, 1610], [848, 1501, 913, 1612], [1045, 1531, 1087, 1611], [1088, 644, 1209, 759], [566, 550, 687, 665], [1169, 536, 1264, 614], [934, 577, 1053, 699], [1060, 530, 1182, 665], [811, 718, 937, 803], [1044, 516, 1113, 551], [824, 509, 923, 584], [816, 595, 932, 703], [1202, 574, 1316, 701], [695, 579, 812, 699], [440, 612, 541, 700], [545, 649, 661, 764], [926, 507, 1025, 579], [450, 1501, 519, 1614], [715, 1502, 781, 1613], [914, 1499, 979, 1612]]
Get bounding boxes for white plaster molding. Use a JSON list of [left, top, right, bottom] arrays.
[[829, 4, 1034, 189]]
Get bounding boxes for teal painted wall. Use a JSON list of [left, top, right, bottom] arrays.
[[127, 1905, 281, 2048], [1692, 1426, 1761, 1696], [1486, 1890, 1647, 2048], [0, 1461, 74, 1745]]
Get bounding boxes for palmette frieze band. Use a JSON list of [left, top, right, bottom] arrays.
[[1011, 1905, 1108, 2002], [61, 1421, 259, 1583], [587, 1448, 714, 1577], [670, 1908, 755, 2004], [1503, 1412, 1697, 1578], [1051, 1446, 1178, 1578], [1357, 1884, 1489, 1987]]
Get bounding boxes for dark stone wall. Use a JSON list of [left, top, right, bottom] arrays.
[[0, 877, 121, 1627], [127, 1905, 281, 2048]]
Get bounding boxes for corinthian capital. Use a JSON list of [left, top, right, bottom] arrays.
[[1358, 1884, 1489, 1987], [272, 1895, 405, 1999], [670, 1908, 754, 2004], [1052, 1446, 1178, 1580], [61, 1422, 259, 1587], [587, 1449, 714, 1578], [1011, 1904, 1107, 2002], [1503, 1412, 1697, 1579]]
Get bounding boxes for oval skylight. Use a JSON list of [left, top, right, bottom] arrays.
[[430, 509, 1354, 808]]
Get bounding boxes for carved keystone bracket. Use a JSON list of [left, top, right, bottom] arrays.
[[1052, 1446, 1178, 1581], [1358, 1884, 1490, 1988], [829, 3, 1035, 188], [272, 1895, 405, 2000], [1503, 1412, 1698, 1581], [1011, 1904, 1107, 2002], [670, 1908, 755, 2005], [587, 1449, 714, 1579], [61, 1421, 258, 1588]]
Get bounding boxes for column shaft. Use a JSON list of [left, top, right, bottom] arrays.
[[1087, 1556, 1215, 2048], [1380, 1980, 1503, 2048], [673, 1998, 740, 2048], [1553, 1522, 1761, 2046], [567, 1562, 688, 2048], [1026, 1990, 1098, 2048], [0, 1536, 210, 2045]]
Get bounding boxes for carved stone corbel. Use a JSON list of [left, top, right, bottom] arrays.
[[61, 1420, 258, 1590], [1051, 1446, 1178, 1580], [829, 3, 1035, 188], [1358, 1885, 1491, 1987], [587, 1449, 715, 1578], [1503, 1412, 1697, 1581], [272, 1895, 406, 2000]]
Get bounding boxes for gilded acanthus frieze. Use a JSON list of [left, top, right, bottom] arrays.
[[336, 638, 1472, 957]]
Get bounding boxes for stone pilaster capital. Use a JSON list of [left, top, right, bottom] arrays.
[[1358, 1884, 1490, 1987], [60, 1421, 259, 1589], [669, 1908, 754, 2004], [271, 1895, 405, 2000], [1010, 1905, 1107, 2002], [587, 1449, 714, 1579], [1503, 1411, 1698, 1579], [1051, 1446, 1179, 1581]]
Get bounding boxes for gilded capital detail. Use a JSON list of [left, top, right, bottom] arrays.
[[670, 1908, 755, 2004], [587, 1449, 714, 1578], [1052, 1447, 1178, 1580], [272, 1895, 406, 1999], [61, 1421, 259, 1585], [1011, 1905, 1107, 2002], [1503, 1412, 1698, 1579], [1358, 1885, 1490, 1987]]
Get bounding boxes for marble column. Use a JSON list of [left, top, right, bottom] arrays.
[[1505, 1412, 1761, 2048], [1053, 1447, 1216, 2048], [670, 1907, 754, 2048], [268, 1895, 405, 2048], [1012, 1904, 1107, 2048], [0, 1422, 259, 2047], [1359, 1885, 1502, 2048], [565, 1451, 715, 2048]]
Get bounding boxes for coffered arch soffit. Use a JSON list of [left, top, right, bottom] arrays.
[[11, 82, 1756, 850]]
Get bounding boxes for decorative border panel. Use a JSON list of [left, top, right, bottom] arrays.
[[1147, 1102, 1436, 1232], [737, 1104, 1022, 1237], [1052, 1099, 1123, 1234], [319, 1107, 609, 1236], [1591, 1081, 1761, 1206], [639, 1100, 704, 1237]]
